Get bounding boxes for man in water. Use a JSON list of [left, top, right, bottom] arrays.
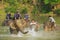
[[28, 19, 39, 36], [48, 15, 56, 31]]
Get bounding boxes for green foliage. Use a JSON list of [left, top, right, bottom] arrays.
[[37, 0, 41, 2], [31, 6, 38, 20], [57, 0, 60, 3], [37, 0, 52, 13], [5, 0, 17, 6], [32, 6, 38, 14], [21, 7, 27, 14], [44, 0, 58, 4], [5, 6, 17, 13], [41, 3, 51, 13], [27, 0, 33, 4], [17, 0, 33, 4], [37, 0, 60, 13], [44, 0, 49, 4], [3, 0, 60, 14], [54, 9, 60, 16], [40, 0, 60, 13], [23, 0, 28, 3], [4, 0, 20, 13]]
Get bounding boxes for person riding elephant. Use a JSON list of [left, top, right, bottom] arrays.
[[14, 11, 22, 20], [6, 12, 12, 20], [24, 13, 30, 22], [3, 12, 12, 26]]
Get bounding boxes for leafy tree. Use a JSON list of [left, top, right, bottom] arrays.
[[54, 9, 60, 16], [36, 0, 60, 13], [5, 5, 17, 13], [4, 0, 17, 6], [32, 6, 38, 14], [44, 0, 60, 5], [4, 0, 18, 13], [21, 7, 27, 14]]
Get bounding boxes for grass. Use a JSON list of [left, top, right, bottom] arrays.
[[0, 9, 6, 26]]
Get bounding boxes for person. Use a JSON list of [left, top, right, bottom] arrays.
[[14, 11, 22, 20], [28, 19, 39, 36], [48, 15, 56, 31], [30, 19, 37, 29], [6, 12, 12, 20], [24, 13, 29, 22], [4, 12, 12, 26]]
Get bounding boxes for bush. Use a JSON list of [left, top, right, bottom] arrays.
[[21, 7, 27, 14], [31, 6, 38, 14], [5, 6, 17, 13], [54, 9, 60, 16], [41, 3, 52, 13], [5, 0, 16, 6]]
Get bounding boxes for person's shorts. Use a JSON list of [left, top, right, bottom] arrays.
[[50, 22, 55, 28]]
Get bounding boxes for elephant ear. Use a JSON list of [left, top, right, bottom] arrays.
[[8, 20, 16, 29]]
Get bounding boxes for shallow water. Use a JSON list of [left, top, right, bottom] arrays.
[[0, 26, 60, 40], [0, 30, 60, 40]]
